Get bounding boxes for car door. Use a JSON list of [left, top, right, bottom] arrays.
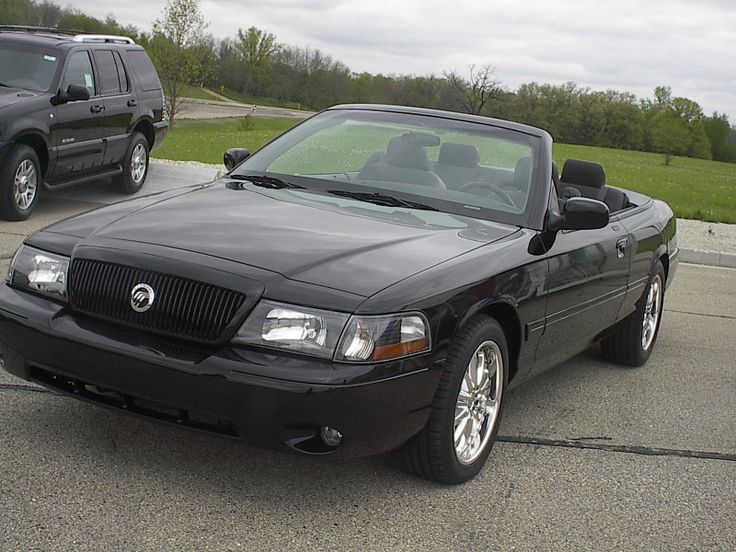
[[92, 49, 135, 168], [532, 194, 631, 374], [50, 49, 105, 179]]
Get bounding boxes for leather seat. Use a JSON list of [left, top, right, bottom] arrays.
[[359, 137, 446, 189], [433, 143, 482, 189], [559, 159, 628, 213]]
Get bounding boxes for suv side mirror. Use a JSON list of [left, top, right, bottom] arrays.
[[224, 148, 250, 171], [56, 84, 90, 105], [549, 196, 609, 231]]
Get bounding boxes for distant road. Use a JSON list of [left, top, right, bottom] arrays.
[[178, 98, 312, 120]]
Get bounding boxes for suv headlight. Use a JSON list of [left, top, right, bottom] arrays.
[[7, 245, 70, 301], [233, 300, 431, 362]]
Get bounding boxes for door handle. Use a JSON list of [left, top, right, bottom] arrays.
[[127, 99, 138, 107], [616, 237, 629, 259], [90, 105, 105, 113]]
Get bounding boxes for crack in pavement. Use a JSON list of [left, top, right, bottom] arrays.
[[497, 435, 736, 462], [3, 383, 734, 462], [664, 308, 736, 320]]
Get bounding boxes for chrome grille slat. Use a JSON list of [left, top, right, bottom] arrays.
[[68, 259, 247, 344]]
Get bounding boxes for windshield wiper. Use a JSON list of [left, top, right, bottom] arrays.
[[328, 190, 438, 211], [229, 174, 304, 189]]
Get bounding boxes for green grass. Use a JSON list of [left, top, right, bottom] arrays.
[[153, 117, 299, 164], [153, 118, 736, 223], [553, 144, 736, 223], [215, 88, 303, 110], [177, 84, 216, 101]]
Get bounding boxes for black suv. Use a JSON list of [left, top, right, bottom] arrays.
[[0, 27, 167, 220]]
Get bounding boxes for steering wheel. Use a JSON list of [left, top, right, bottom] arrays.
[[457, 181, 517, 207]]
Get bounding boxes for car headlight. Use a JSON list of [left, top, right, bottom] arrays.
[[233, 301, 431, 362], [233, 300, 350, 359], [335, 313, 431, 362], [7, 245, 70, 301]]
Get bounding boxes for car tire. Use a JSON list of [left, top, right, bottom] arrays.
[[0, 144, 41, 221], [114, 132, 149, 194], [601, 261, 666, 367], [404, 314, 507, 484]]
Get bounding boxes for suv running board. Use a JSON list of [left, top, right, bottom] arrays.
[[43, 166, 123, 190]]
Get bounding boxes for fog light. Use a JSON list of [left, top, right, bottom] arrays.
[[320, 426, 343, 447]]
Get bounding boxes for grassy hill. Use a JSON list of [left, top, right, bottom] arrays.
[[153, 118, 736, 224]]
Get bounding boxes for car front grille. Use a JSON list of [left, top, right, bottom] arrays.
[[68, 258, 247, 344]]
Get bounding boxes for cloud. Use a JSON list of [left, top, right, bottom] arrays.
[[70, 0, 736, 120]]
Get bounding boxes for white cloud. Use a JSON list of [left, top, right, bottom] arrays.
[[72, 0, 735, 120]]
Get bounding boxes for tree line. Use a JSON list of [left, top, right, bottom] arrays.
[[2, 0, 734, 163]]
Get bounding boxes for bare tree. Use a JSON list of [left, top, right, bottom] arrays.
[[444, 65, 502, 115], [148, 0, 208, 128]]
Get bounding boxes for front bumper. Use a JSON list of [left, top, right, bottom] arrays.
[[0, 284, 441, 458]]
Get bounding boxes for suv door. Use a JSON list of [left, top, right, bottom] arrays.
[[92, 49, 135, 167], [50, 49, 104, 179]]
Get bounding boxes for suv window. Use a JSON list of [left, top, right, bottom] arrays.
[[61, 51, 95, 96], [125, 50, 161, 91], [113, 51, 129, 93], [93, 50, 120, 95]]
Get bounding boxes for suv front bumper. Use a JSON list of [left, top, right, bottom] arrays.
[[0, 284, 440, 458]]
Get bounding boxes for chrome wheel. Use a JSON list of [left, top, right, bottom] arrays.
[[14, 159, 37, 210], [130, 143, 147, 184], [454, 340, 503, 465], [642, 274, 662, 350]]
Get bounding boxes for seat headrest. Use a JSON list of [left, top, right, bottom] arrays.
[[438, 143, 480, 167], [561, 159, 606, 189], [386, 137, 430, 170], [514, 156, 532, 180]]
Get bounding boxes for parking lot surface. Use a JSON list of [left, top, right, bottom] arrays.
[[0, 170, 734, 551]]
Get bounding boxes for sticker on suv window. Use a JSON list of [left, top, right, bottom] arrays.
[[43, 55, 57, 62]]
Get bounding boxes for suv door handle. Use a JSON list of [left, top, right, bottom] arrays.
[[90, 105, 105, 113], [127, 99, 137, 107], [616, 237, 629, 259]]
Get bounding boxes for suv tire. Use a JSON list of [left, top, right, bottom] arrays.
[[0, 144, 41, 221], [114, 132, 149, 194]]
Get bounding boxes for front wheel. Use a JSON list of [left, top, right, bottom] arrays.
[[404, 315, 507, 484], [0, 144, 41, 221], [113, 132, 149, 194], [601, 261, 665, 367]]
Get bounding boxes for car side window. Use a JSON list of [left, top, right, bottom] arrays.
[[61, 51, 95, 96], [93, 50, 120, 96], [112, 51, 129, 93]]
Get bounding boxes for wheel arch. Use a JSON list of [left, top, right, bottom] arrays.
[[13, 132, 49, 177], [456, 298, 522, 384], [132, 118, 155, 150]]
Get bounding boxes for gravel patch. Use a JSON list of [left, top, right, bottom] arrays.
[[677, 219, 736, 254]]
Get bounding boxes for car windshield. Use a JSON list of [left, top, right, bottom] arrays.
[[234, 109, 541, 226], [0, 43, 61, 92]]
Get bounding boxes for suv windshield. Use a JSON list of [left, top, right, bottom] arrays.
[[0, 43, 61, 92], [235, 109, 540, 226]]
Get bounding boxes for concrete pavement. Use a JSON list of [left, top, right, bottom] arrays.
[[0, 163, 734, 551]]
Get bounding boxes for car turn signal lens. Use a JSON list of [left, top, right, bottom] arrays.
[[336, 313, 431, 362]]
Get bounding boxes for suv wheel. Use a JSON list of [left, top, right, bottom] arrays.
[[114, 132, 149, 194], [0, 144, 41, 221]]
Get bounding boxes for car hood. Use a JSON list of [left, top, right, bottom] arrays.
[[0, 87, 42, 111], [47, 181, 519, 297]]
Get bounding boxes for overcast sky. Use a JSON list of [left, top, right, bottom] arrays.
[[72, 0, 734, 120]]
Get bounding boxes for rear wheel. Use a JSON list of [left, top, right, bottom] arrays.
[[404, 315, 507, 484], [113, 132, 149, 194], [0, 144, 41, 221], [601, 261, 665, 367]]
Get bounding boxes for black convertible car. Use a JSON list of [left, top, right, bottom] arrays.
[[1, 105, 677, 484]]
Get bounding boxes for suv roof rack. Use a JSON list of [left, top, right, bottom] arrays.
[[72, 34, 136, 44]]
